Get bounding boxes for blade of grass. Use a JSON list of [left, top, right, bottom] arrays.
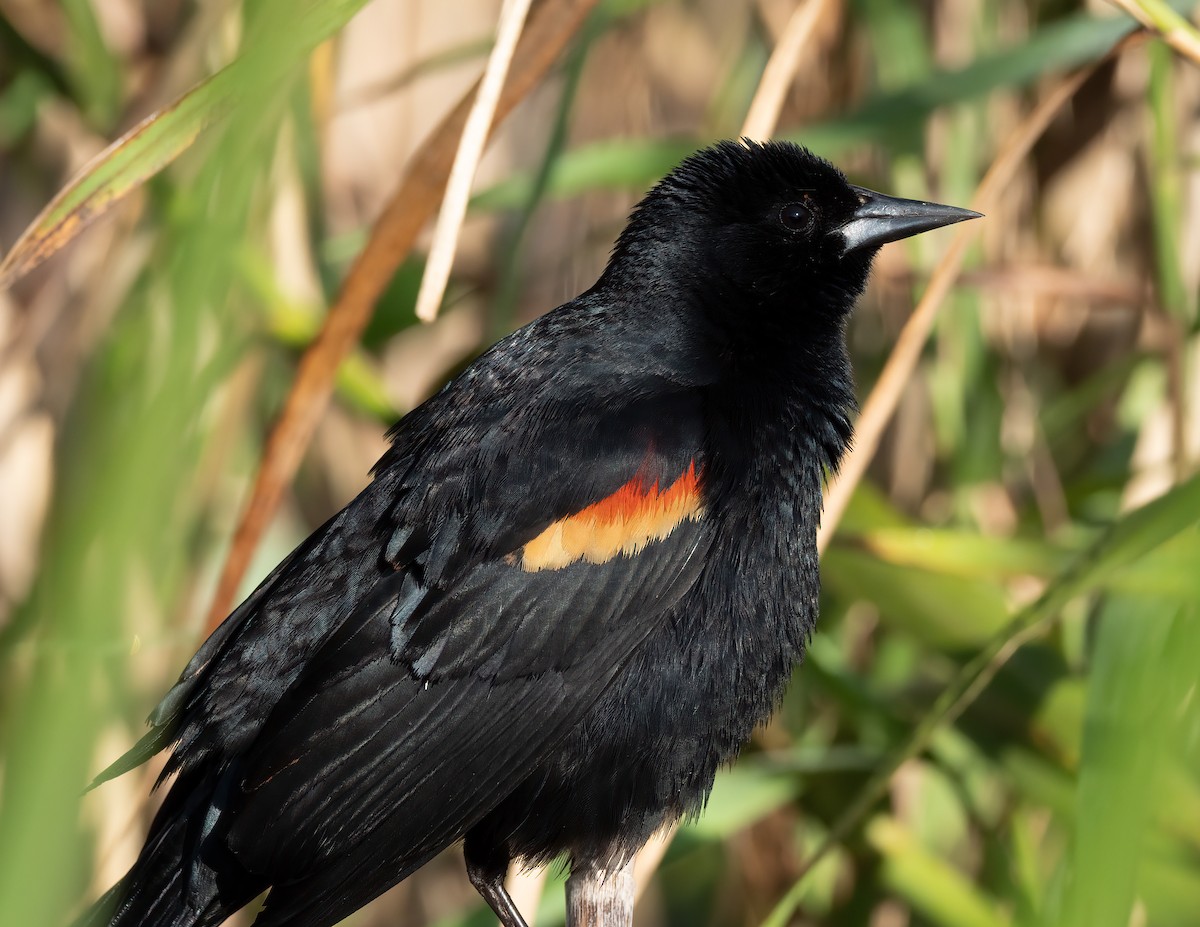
[[1146, 40, 1193, 481], [0, 71, 230, 289], [1056, 598, 1199, 927], [60, 0, 121, 129], [0, 0, 379, 290], [1147, 40, 1193, 324]]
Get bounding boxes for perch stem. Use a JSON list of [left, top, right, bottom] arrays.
[[565, 859, 635, 927]]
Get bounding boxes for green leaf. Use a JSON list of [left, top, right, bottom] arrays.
[[1056, 601, 1200, 927], [0, 0, 373, 287], [0, 71, 230, 287], [855, 528, 1072, 581], [823, 547, 1011, 647]]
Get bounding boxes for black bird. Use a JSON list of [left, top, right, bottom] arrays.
[[84, 140, 977, 927]]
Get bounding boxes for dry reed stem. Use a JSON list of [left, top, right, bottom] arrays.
[[414, 0, 535, 323], [741, 0, 840, 141], [1108, 0, 1200, 66], [816, 33, 1147, 553], [520, 829, 668, 927], [567, 859, 635, 927], [205, 0, 602, 632]]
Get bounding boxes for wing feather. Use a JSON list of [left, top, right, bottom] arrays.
[[226, 525, 710, 922], [222, 518, 711, 922]]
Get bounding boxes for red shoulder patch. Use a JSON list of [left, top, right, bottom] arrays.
[[519, 461, 703, 572]]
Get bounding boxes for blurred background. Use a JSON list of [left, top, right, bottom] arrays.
[[1, 0, 1199, 925]]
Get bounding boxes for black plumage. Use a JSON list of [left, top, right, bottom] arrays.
[[83, 140, 977, 927]]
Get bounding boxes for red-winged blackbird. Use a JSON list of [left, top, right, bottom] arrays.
[[84, 140, 977, 927]]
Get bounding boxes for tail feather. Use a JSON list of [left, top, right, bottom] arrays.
[[77, 804, 260, 927]]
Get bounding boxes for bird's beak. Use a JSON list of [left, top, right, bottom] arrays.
[[837, 185, 981, 255]]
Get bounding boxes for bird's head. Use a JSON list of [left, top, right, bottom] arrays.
[[603, 140, 979, 341]]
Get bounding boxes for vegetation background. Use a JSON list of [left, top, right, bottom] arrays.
[[1, 1, 1198, 926]]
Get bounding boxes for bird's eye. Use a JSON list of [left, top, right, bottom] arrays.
[[779, 201, 813, 233]]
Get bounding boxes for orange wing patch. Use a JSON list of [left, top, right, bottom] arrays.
[[519, 462, 703, 572]]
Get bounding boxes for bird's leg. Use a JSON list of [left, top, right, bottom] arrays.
[[464, 841, 530, 927], [565, 857, 634, 927]]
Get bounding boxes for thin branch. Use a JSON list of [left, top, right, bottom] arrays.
[[415, 0, 535, 323], [205, 0, 603, 632]]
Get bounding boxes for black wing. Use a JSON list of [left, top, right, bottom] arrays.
[[230, 508, 710, 926]]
